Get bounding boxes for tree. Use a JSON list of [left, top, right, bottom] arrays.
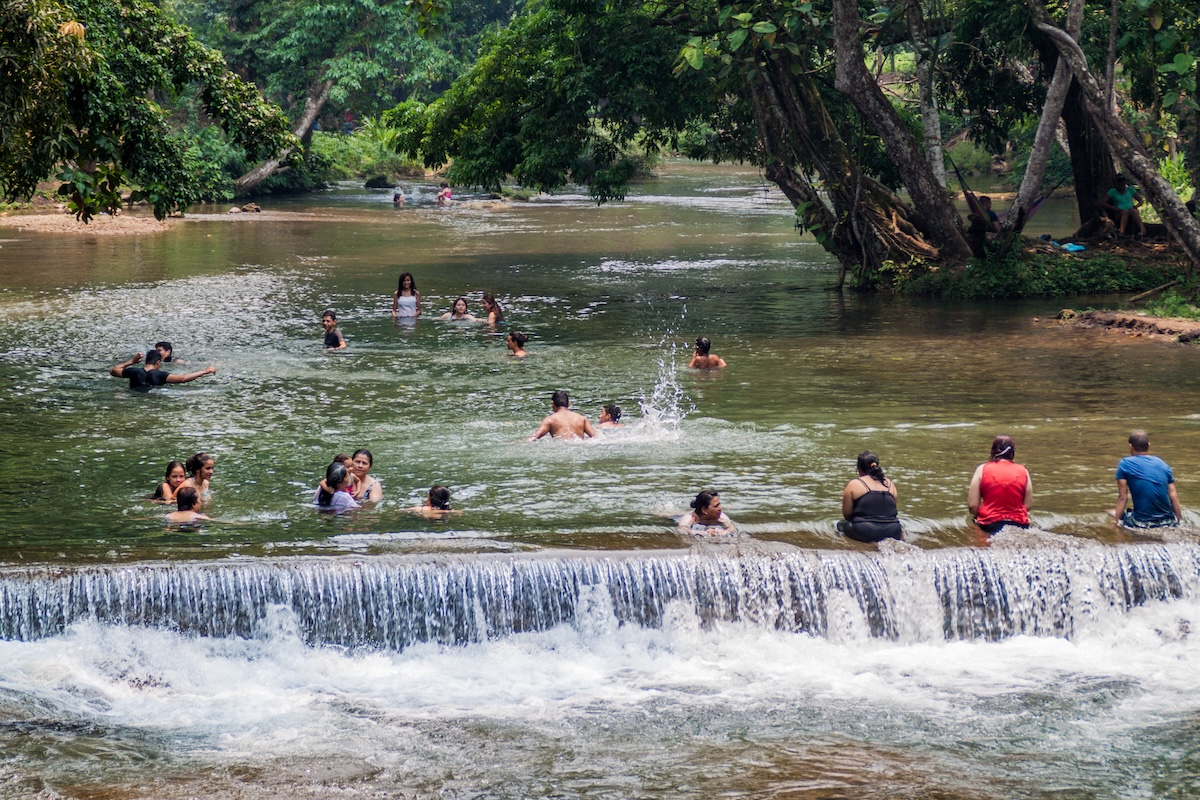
[[0, 0, 295, 220]]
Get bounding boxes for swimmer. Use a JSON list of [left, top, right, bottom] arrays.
[[392, 272, 421, 318], [506, 331, 528, 358], [528, 390, 597, 441], [322, 309, 347, 349], [689, 337, 727, 369], [436, 182, 452, 206], [677, 490, 736, 536], [349, 448, 382, 503], [154, 341, 175, 363], [439, 297, 477, 321], [178, 452, 215, 505], [392, 190, 405, 206], [481, 294, 504, 325], [166, 486, 211, 525], [317, 453, 357, 497], [313, 461, 361, 512], [598, 404, 622, 429], [152, 460, 187, 503], [109, 350, 215, 391], [407, 485, 462, 517]]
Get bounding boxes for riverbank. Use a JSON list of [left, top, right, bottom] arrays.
[[1069, 309, 1200, 343], [0, 210, 176, 235]]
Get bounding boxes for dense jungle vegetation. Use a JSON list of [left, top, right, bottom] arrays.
[[3, 0, 1200, 299]]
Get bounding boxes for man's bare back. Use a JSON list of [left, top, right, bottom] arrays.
[[529, 395, 598, 441]]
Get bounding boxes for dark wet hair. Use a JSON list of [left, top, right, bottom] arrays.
[[552, 390, 569, 409], [482, 294, 503, 320], [440, 182, 449, 188], [508, 331, 528, 346], [691, 490, 719, 512], [154, 341, 172, 358], [695, 337, 712, 355], [319, 462, 349, 505], [429, 485, 451, 510], [397, 272, 417, 294], [144, 349, 162, 366], [604, 404, 621, 422], [451, 296, 468, 314], [990, 435, 1016, 461], [1128, 430, 1150, 452], [322, 309, 337, 320], [175, 486, 199, 512], [856, 451, 888, 485], [352, 448, 373, 467], [153, 460, 186, 499], [186, 452, 212, 476]]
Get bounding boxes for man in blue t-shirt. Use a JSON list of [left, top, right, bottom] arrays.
[[1113, 430, 1182, 527]]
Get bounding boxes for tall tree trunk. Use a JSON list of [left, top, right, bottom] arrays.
[[905, 0, 946, 188], [235, 78, 334, 197], [831, 0, 972, 264], [1031, 6, 1200, 273], [1008, 0, 1083, 231]]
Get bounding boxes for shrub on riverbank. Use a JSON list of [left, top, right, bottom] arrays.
[[891, 248, 1179, 299], [1144, 281, 1200, 320], [310, 127, 426, 182]]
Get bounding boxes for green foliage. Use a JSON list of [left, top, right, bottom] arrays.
[[946, 140, 995, 177], [897, 248, 1177, 299], [1144, 288, 1200, 320], [1159, 153, 1195, 199], [310, 128, 424, 182]]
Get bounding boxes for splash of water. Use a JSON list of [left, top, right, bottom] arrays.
[[637, 338, 694, 430]]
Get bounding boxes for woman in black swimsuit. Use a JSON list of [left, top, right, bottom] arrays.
[[837, 451, 903, 543]]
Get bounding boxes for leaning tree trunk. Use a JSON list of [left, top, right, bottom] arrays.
[[235, 78, 334, 197], [1030, 4, 1200, 273], [831, 0, 972, 264]]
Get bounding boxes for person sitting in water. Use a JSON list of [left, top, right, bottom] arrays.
[[407, 485, 462, 517], [677, 490, 736, 536], [481, 294, 504, 325], [439, 297, 477, 321], [506, 331, 528, 358], [178, 452, 215, 505], [837, 451, 903, 543], [316, 453, 357, 496], [349, 448, 383, 504], [154, 341, 175, 363], [968, 434, 1032, 534], [528, 390, 598, 441], [166, 486, 211, 525], [1100, 174, 1147, 237], [313, 461, 361, 512], [322, 309, 347, 349], [392, 190, 405, 207], [392, 272, 421, 318], [689, 336, 727, 369], [436, 182, 453, 206], [152, 460, 187, 503], [109, 350, 216, 391], [598, 404, 622, 429], [1113, 429, 1182, 528]]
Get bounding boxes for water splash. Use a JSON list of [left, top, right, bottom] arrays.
[[638, 339, 694, 431]]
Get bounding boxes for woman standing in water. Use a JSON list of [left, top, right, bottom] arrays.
[[178, 452, 215, 505], [391, 272, 421, 318], [481, 294, 504, 325], [968, 435, 1032, 534], [152, 460, 187, 503], [837, 451, 903, 542], [439, 297, 477, 321], [349, 449, 382, 503], [677, 490, 736, 536]]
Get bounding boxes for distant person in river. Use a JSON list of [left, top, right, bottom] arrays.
[[166, 487, 210, 525], [314, 461, 360, 512], [506, 331, 528, 358], [439, 297, 477, 321], [837, 451, 903, 543], [322, 310, 347, 349], [1100, 174, 1146, 238], [968, 435, 1032, 534], [528, 390, 597, 441], [689, 336, 727, 369], [1113, 430, 1182, 528], [154, 341, 175, 363], [392, 190, 405, 207], [598, 404, 622, 429], [481, 294, 504, 325], [436, 182, 453, 206], [407, 485, 461, 517], [152, 460, 187, 503], [178, 452, 215, 504], [677, 490, 736, 536], [392, 272, 421, 318], [109, 350, 216, 391]]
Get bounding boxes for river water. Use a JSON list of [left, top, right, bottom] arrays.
[[1, 163, 1199, 798]]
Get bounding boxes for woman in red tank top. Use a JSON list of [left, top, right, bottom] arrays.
[[967, 434, 1033, 534]]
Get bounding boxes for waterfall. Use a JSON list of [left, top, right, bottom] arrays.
[[0, 544, 1196, 649]]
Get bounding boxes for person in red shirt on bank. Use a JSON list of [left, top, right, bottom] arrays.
[[968, 434, 1033, 535]]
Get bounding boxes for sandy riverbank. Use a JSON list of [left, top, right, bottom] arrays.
[[0, 210, 176, 235]]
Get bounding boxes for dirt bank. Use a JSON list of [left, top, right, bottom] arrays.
[[0, 210, 175, 235], [1069, 310, 1200, 344]]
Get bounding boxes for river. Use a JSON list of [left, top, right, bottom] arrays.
[[0, 162, 1198, 798]]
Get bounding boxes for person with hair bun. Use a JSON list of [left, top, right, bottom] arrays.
[[407, 485, 462, 517], [677, 490, 736, 536], [968, 435, 1032, 534], [837, 451, 903, 542], [506, 331, 528, 358]]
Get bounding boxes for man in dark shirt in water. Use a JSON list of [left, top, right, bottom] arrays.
[[322, 310, 347, 350], [109, 350, 216, 392]]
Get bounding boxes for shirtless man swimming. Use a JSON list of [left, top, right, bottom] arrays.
[[528, 390, 597, 441]]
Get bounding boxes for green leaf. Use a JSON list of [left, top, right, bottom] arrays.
[[730, 27, 749, 51], [732, 12, 753, 23], [683, 45, 704, 69], [752, 21, 777, 33]]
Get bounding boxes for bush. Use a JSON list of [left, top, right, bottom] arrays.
[[310, 125, 426, 182]]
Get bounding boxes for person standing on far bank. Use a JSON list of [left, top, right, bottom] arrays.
[[1113, 430, 1182, 528]]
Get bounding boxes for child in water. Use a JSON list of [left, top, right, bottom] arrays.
[[407, 485, 461, 518], [314, 461, 360, 512], [152, 460, 187, 503], [166, 487, 210, 525], [322, 309, 347, 350]]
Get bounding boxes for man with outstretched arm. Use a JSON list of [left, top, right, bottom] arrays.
[[109, 350, 216, 392], [1113, 429, 1182, 528], [528, 390, 597, 441]]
